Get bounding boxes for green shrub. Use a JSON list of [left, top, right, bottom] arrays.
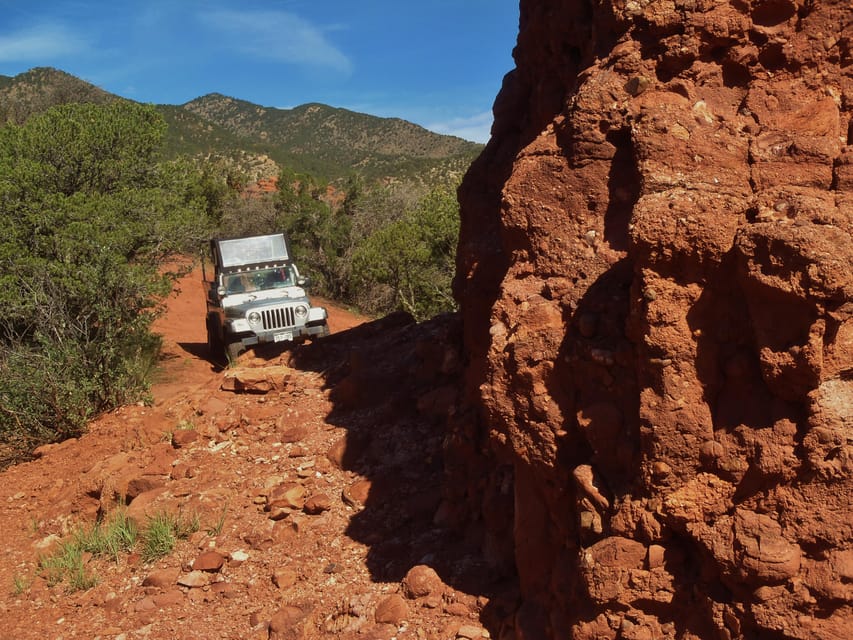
[[0, 102, 210, 465]]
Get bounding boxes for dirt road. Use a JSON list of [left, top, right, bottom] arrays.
[[0, 267, 498, 640]]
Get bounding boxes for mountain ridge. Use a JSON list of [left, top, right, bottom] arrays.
[[0, 67, 482, 184]]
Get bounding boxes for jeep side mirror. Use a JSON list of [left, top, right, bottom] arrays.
[[297, 275, 311, 288]]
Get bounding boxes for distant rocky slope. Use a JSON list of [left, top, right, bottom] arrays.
[[454, 0, 852, 638], [0, 67, 481, 184], [181, 94, 480, 182]]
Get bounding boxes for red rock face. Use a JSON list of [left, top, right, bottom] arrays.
[[454, 0, 852, 637]]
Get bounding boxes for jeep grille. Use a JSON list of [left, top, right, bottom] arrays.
[[261, 307, 296, 330]]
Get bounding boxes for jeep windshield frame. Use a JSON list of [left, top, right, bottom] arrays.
[[222, 265, 297, 295]]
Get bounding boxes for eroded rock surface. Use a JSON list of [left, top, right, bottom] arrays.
[[454, 0, 852, 637]]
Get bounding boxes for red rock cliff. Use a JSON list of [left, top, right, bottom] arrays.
[[453, 0, 852, 637]]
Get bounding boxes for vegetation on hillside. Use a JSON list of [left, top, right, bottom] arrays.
[[215, 168, 461, 321], [180, 95, 481, 183], [0, 102, 211, 466]]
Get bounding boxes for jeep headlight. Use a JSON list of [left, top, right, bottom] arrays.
[[295, 305, 308, 319], [247, 311, 261, 325]]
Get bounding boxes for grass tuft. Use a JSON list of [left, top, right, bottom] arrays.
[[38, 540, 98, 591], [37, 509, 138, 591], [207, 503, 228, 537], [35, 508, 199, 591], [11, 574, 30, 596], [140, 511, 199, 563]]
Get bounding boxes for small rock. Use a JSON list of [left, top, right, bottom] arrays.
[[342, 480, 371, 508], [198, 396, 228, 416], [624, 75, 653, 96], [221, 365, 293, 393], [647, 544, 666, 569], [457, 625, 488, 639], [269, 605, 304, 639], [193, 550, 226, 572], [177, 570, 209, 588], [135, 596, 156, 612], [652, 461, 672, 478], [152, 590, 184, 607], [290, 445, 310, 458], [172, 429, 199, 448], [126, 476, 165, 502], [304, 493, 332, 515], [832, 549, 853, 580], [266, 505, 292, 521], [229, 549, 249, 566], [402, 565, 444, 599], [278, 424, 308, 443], [444, 602, 471, 617], [375, 594, 407, 625], [142, 567, 180, 589], [267, 482, 306, 510], [272, 568, 298, 589]]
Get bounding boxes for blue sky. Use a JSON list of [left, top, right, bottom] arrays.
[[0, 1, 520, 143]]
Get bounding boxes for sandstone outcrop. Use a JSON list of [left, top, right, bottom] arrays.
[[454, 0, 852, 637]]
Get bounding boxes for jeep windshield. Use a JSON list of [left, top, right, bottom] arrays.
[[223, 266, 296, 295]]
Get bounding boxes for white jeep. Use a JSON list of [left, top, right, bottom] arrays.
[[204, 233, 329, 363]]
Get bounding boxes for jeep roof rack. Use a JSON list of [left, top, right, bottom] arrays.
[[210, 233, 293, 274]]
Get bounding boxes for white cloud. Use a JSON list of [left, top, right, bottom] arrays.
[[426, 111, 494, 144], [200, 10, 352, 74], [0, 24, 88, 62]]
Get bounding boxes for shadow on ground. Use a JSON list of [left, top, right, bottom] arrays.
[[285, 311, 519, 633]]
